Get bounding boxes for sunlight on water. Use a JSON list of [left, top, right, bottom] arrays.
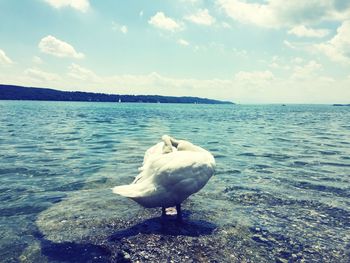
[[0, 101, 350, 262]]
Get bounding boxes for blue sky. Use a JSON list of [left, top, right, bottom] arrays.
[[0, 0, 350, 103]]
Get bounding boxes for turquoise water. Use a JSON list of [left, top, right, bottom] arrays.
[[0, 101, 350, 262]]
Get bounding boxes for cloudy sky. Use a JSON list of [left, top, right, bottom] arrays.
[[1, 0, 350, 103]]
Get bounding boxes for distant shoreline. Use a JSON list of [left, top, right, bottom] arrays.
[[333, 104, 350, 106], [0, 84, 234, 105]]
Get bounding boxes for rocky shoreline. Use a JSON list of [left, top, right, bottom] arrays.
[[34, 201, 267, 263], [41, 211, 264, 263], [32, 191, 349, 263], [33, 207, 343, 263]]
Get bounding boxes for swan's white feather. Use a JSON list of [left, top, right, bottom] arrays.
[[112, 136, 215, 208]]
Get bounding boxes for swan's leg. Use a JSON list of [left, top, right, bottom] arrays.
[[161, 206, 166, 218], [176, 204, 182, 222]]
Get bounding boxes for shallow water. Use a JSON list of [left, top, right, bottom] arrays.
[[0, 101, 350, 262]]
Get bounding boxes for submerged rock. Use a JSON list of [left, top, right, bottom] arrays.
[[34, 187, 350, 262]]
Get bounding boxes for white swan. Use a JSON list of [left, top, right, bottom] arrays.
[[112, 135, 215, 220]]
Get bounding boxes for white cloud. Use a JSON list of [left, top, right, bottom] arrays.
[[32, 56, 43, 64], [185, 9, 216, 26], [291, 60, 322, 79], [269, 62, 279, 69], [180, 0, 201, 4], [283, 40, 316, 53], [231, 48, 247, 57], [234, 70, 274, 83], [221, 22, 231, 28], [39, 35, 84, 59], [268, 57, 290, 70], [139, 10, 144, 17], [316, 21, 350, 63], [120, 26, 128, 34], [177, 39, 190, 46], [24, 68, 60, 82], [43, 0, 90, 12], [0, 49, 13, 65], [112, 22, 128, 34], [291, 57, 304, 64], [288, 25, 329, 38], [217, 0, 277, 28], [68, 63, 100, 81], [217, 0, 350, 28], [284, 40, 296, 49], [148, 12, 182, 31], [268, 56, 308, 70]]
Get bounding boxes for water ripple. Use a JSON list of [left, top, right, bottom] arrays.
[[1, 102, 350, 262]]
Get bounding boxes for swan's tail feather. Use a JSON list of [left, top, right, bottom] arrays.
[[112, 185, 139, 198], [112, 183, 155, 198]]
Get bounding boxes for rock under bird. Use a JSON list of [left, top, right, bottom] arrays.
[[112, 135, 216, 221]]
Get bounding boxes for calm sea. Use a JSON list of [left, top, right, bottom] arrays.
[[0, 101, 349, 262]]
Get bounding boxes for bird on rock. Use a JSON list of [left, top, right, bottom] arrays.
[[112, 135, 215, 221]]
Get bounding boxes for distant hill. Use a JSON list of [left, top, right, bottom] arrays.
[[333, 104, 350, 106], [0, 84, 233, 104]]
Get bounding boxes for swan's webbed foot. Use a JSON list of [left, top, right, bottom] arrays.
[[161, 205, 182, 222]]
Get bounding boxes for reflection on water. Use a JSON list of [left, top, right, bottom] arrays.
[[0, 101, 350, 262]]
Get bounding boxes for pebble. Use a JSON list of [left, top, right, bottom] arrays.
[[252, 235, 271, 245], [275, 257, 288, 263], [123, 251, 131, 260]]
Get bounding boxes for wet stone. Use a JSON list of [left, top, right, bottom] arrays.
[[252, 235, 274, 247]]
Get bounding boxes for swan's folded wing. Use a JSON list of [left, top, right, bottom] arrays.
[[134, 145, 178, 184], [143, 142, 163, 164], [140, 142, 177, 171], [113, 150, 215, 207], [150, 151, 215, 194]]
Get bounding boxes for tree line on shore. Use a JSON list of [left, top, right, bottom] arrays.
[[0, 84, 233, 104]]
